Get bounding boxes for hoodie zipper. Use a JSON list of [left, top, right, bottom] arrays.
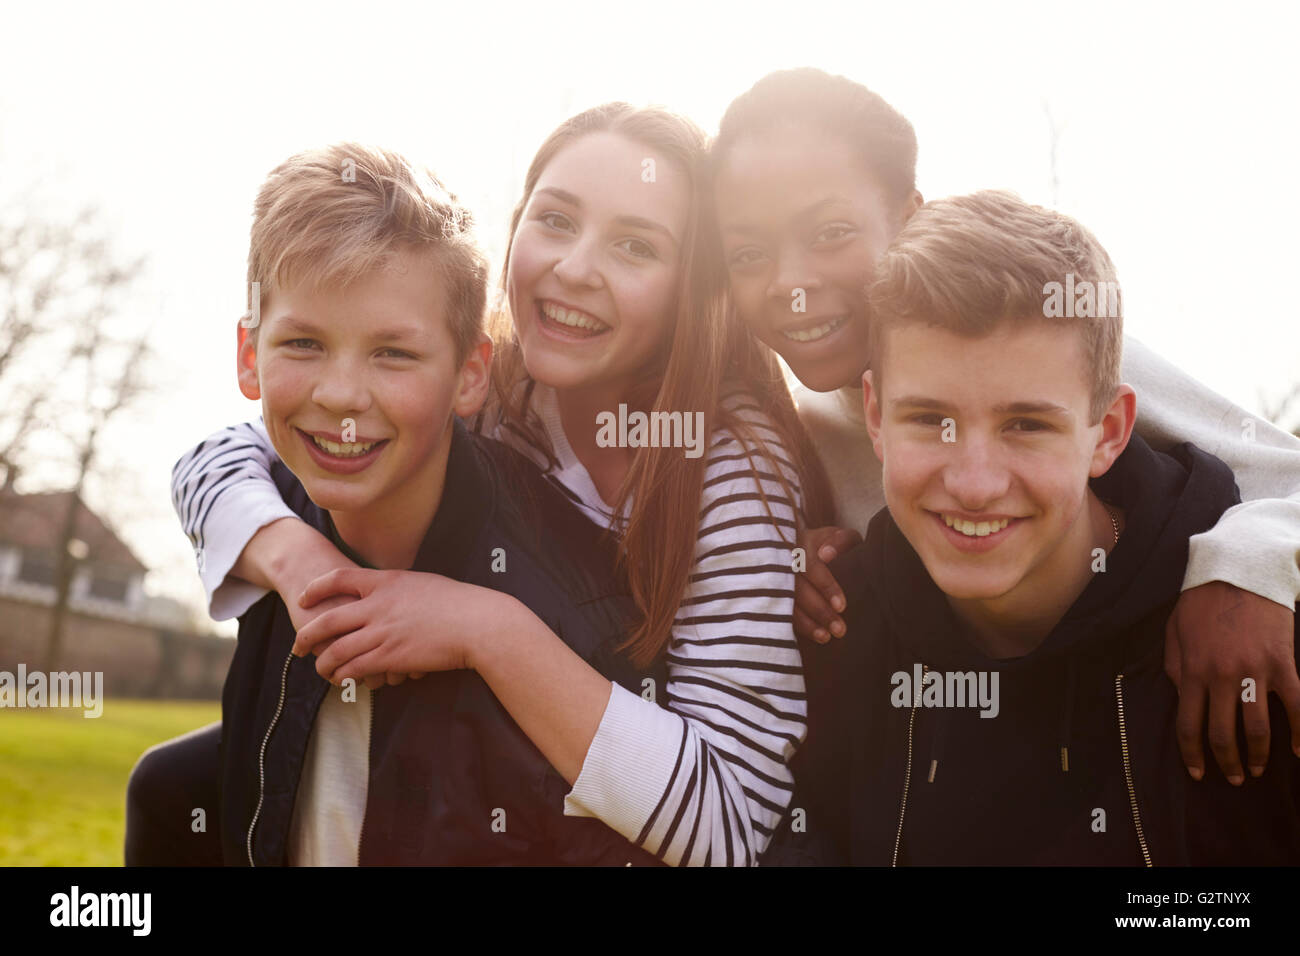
[[247, 651, 294, 867], [1114, 673, 1153, 867], [892, 664, 924, 866], [356, 685, 375, 866]]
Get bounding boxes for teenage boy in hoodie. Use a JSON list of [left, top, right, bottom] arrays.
[[769, 190, 1300, 865], [199, 143, 664, 865]]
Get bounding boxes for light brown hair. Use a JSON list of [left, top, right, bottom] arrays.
[[867, 190, 1123, 423], [489, 103, 833, 667], [247, 142, 488, 363]]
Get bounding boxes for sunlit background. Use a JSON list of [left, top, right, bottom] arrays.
[[2, 0, 1297, 627]]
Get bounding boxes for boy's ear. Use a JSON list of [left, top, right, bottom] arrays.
[[1089, 383, 1137, 478], [452, 332, 493, 419], [237, 321, 260, 400], [863, 369, 885, 462]]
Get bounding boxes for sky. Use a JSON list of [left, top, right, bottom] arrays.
[[1, 0, 1297, 628]]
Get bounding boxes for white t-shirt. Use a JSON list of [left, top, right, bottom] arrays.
[[287, 683, 371, 866]]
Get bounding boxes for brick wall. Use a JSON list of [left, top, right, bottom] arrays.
[[0, 594, 233, 699]]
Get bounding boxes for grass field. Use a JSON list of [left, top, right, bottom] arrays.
[[0, 698, 219, 866]]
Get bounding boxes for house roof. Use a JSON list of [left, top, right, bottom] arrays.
[[0, 488, 147, 573]]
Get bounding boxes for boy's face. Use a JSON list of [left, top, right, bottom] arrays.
[[713, 125, 920, 393], [864, 319, 1130, 602], [237, 246, 489, 516]]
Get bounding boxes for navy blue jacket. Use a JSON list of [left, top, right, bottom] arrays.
[[219, 419, 667, 865]]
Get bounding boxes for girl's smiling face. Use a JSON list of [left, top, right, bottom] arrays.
[[713, 124, 918, 393], [506, 131, 690, 402]]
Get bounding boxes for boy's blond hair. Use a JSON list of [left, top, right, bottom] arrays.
[[867, 190, 1123, 424], [247, 142, 488, 363]]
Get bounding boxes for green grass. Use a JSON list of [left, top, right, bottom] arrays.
[[0, 698, 219, 866]]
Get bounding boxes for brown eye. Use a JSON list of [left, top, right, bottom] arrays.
[[728, 247, 764, 268], [814, 223, 855, 244], [540, 211, 575, 232], [618, 238, 657, 260], [1010, 419, 1049, 433]]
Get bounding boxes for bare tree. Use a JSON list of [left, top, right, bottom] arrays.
[[0, 198, 153, 671]]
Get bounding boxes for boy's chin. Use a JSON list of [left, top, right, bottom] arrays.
[[288, 468, 382, 514], [920, 557, 1023, 602], [301, 486, 377, 515]]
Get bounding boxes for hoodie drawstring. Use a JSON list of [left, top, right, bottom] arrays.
[[927, 706, 948, 783], [1058, 656, 1077, 774]]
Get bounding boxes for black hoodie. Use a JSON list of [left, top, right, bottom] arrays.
[[770, 434, 1300, 866]]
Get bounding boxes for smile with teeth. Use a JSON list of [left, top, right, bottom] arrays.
[[541, 301, 610, 334], [780, 315, 849, 343], [942, 514, 1013, 537], [309, 434, 381, 458]]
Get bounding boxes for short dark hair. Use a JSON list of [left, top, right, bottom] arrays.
[[711, 67, 918, 209]]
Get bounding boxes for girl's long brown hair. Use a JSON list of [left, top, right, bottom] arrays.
[[489, 103, 833, 667]]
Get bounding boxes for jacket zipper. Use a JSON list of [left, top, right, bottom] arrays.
[[356, 685, 375, 866], [892, 663, 924, 866], [1114, 673, 1153, 867], [247, 651, 294, 867]]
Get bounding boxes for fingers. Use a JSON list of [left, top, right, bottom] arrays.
[[1206, 678, 1244, 785], [794, 602, 829, 644], [797, 528, 852, 641], [805, 548, 847, 617], [824, 527, 863, 561], [333, 648, 389, 687], [299, 566, 373, 609], [315, 629, 383, 683], [1174, 677, 1208, 782], [293, 602, 371, 657], [1163, 614, 1182, 688], [794, 576, 841, 642], [1240, 678, 1271, 778], [386, 673, 407, 686]]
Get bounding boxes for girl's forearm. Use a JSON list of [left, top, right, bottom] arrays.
[[233, 517, 350, 594], [468, 595, 612, 784]]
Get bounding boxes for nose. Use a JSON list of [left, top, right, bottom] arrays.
[[766, 243, 822, 304], [942, 432, 1012, 511], [552, 235, 604, 290], [311, 356, 372, 420]]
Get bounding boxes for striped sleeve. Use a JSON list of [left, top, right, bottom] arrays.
[[170, 419, 295, 621], [563, 397, 805, 866]]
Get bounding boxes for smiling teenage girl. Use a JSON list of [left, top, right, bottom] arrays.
[[168, 105, 831, 866]]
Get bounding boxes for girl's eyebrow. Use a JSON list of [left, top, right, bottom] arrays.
[[799, 195, 855, 218], [722, 195, 857, 236], [536, 186, 580, 206], [615, 214, 679, 247], [535, 186, 678, 246]]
